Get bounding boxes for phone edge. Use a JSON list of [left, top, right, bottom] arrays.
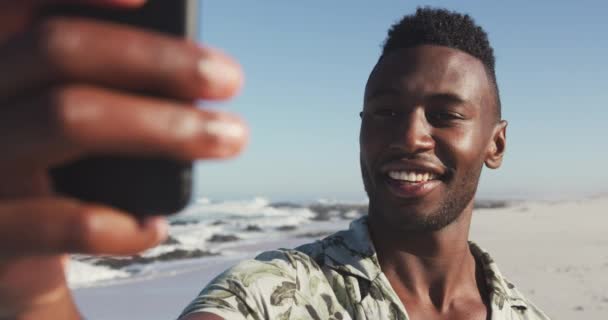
[[186, 0, 200, 40]]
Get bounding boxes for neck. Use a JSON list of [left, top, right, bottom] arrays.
[[368, 200, 484, 310]]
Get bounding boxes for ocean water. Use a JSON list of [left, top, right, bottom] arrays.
[[66, 197, 368, 288], [66, 197, 512, 288]]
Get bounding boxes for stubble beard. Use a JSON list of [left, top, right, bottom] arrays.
[[361, 157, 481, 233]]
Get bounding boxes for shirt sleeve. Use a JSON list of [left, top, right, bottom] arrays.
[[178, 250, 299, 320]]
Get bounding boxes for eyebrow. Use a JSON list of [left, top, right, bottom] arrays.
[[426, 93, 467, 105], [364, 87, 401, 101], [365, 88, 467, 105]]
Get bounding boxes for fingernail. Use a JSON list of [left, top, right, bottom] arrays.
[[203, 120, 246, 140], [198, 57, 241, 95], [143, 217, 168, 242], [61, 255, 70, 269]]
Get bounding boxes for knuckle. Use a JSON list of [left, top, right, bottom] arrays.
[[35, 18, 85, 74], [164, 108, 207, 157], [45, 86, 93, 144], [131, 37, 183, 90], [122, 31, 193, 94], [203, 127, 223, 146], [191, 133, 222, 158], [65, 205, 101, 252]]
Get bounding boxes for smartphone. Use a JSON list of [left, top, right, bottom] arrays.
[[42, 0, 200, 216]]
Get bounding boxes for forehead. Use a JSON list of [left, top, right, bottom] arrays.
[[364, 45, 490, 105]]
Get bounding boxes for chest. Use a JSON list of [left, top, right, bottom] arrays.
[[306, 268, 491, 320], [403, 301, 488, 320]]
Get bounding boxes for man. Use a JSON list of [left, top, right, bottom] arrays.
[[179, 8, 551, 320]]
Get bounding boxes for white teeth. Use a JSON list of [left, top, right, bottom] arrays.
[[388, 170, 438, 182]]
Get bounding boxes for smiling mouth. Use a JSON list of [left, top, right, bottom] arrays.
[[383, 170, 443, 199], [387, 170, 439, 183]]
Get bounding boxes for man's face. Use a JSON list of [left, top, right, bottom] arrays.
[[360, 45, 505, 232]]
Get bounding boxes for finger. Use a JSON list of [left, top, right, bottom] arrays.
[[56, 0, 147, 6], [0, 85, 248, 167], [0, 0, 146, 43], [0, 255, 71, 318], [0, 167, 51, 199], [0, 197, 168, 256], [0, 17, 243, 102]]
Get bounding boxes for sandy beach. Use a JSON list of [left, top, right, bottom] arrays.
[[74, 196, 608, 319]]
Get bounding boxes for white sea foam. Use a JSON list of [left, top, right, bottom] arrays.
[[67, 197, 364, 288], [67, 259, 130, 288], [178, 197, 314, 221], [170, 223, 223, 249], [169, 197, 316, 249], [316, 197, 369, 205]]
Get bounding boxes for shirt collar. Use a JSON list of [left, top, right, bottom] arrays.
[[321, 216, 381, 281], [321, 215, 530, 311], [469, 242, 530, 311]]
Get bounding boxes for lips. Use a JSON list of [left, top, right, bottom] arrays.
[[385, 175, 442, 199], [379, 160, 447, 199], [387, 170, 438, 183]]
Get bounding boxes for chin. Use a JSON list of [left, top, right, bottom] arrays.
[[370, 191, 463, 232]]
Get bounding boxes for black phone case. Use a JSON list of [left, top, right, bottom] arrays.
[[43, 0, 198, 216]]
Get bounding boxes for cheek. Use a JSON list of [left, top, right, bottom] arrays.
[[436, 127, 486, 169], [359, 121, 390, 163]]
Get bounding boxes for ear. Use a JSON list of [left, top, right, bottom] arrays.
[[484, 120, 507, 169]]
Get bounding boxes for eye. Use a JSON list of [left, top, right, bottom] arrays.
[[372, 109, 399, 118], [427, 111, 464, 124]]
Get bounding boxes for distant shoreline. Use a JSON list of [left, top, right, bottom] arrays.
[[74, 196, 608, 319]]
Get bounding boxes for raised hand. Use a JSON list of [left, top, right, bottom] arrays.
[[0, 1, 247, 318]]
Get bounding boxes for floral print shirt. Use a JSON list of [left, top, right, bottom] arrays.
[[179, 216, 550, 320]]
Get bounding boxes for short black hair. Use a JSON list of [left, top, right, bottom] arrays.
[[380, 7, 501, 118]]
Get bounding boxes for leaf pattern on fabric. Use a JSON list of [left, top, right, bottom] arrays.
[[240, 264, 294, 287], [309, 274, 321, 293], [270, 281, 297, 306], [323, 236, 370, 259], [180, 217, 551, 320], [276, 306, 293, 320], [321, 293, 335, 313], [505, 280, 516, 289], [495, 291, 506, 310], [236, 297, 252, 318], [291, 251, 312, 274], [344, 275, 359, 302], [356, 276, 370, 299], [227, 279, 248, 299], [305, 304, 322, 320], [296, 273, 301, 291], [328, 273, 352, 314], [369, 283, 384, 301], [388, 302, 401, 320], [201, 285, 234, 300], [200, 296, 235, 310], [369, 254, 380, 266]]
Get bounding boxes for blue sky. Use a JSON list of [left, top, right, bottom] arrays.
[[192, 1, 607, 202]]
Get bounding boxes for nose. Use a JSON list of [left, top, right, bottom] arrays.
[[390, 108, 435, 153]]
